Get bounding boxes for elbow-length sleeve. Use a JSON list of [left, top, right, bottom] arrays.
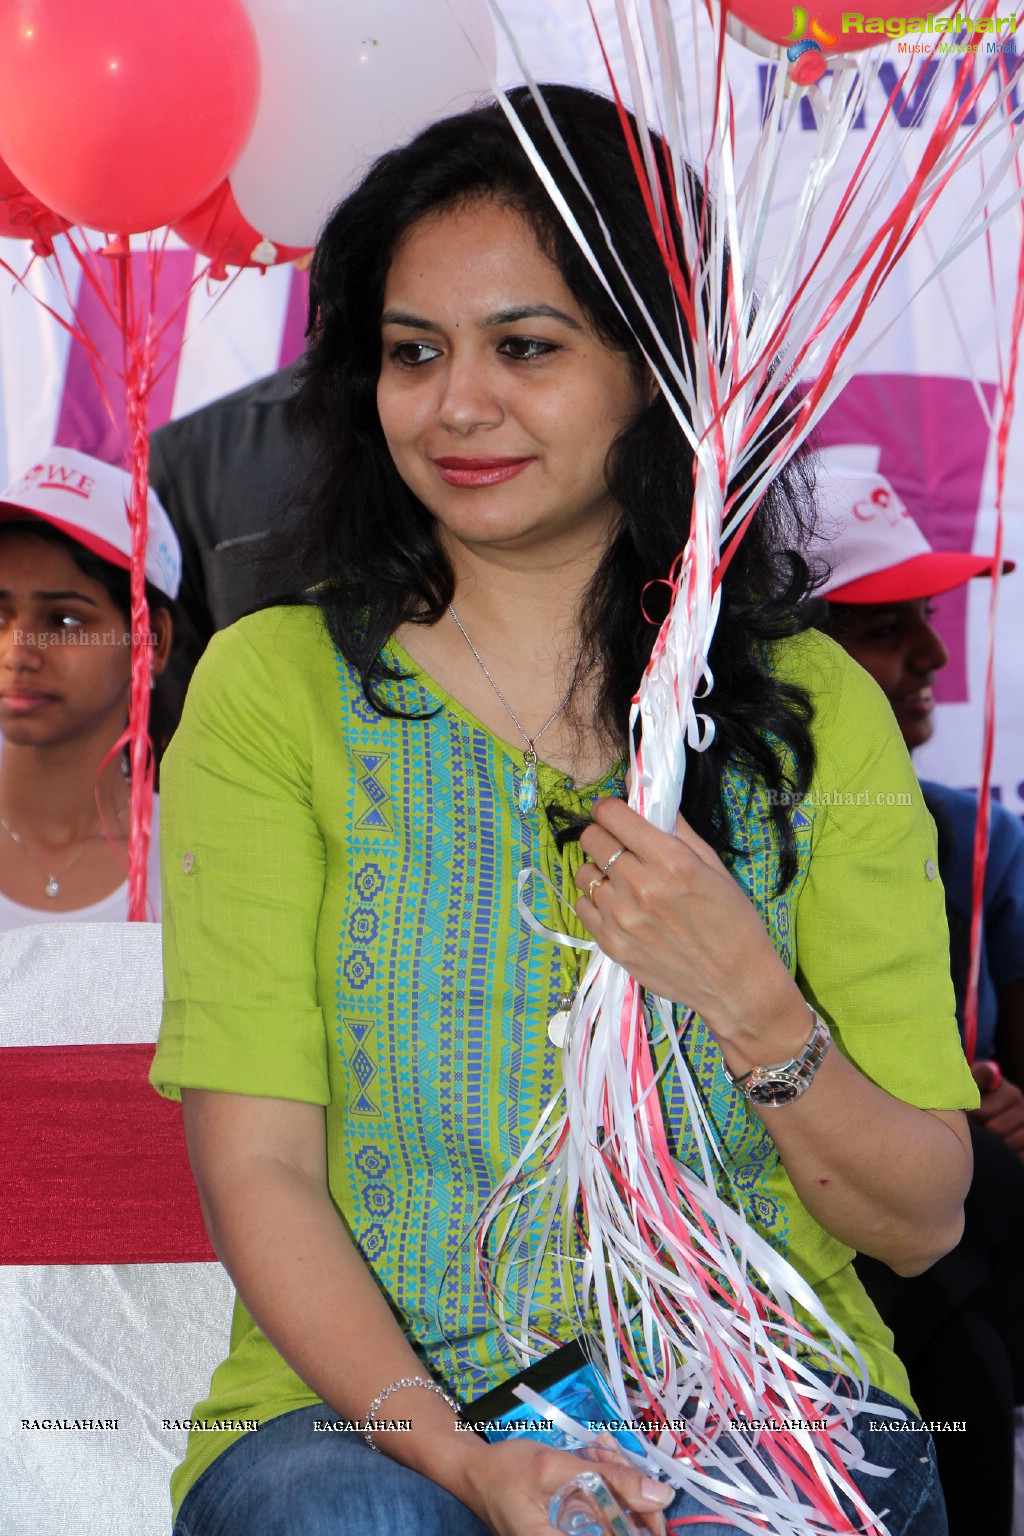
[[783, 634, 979, 1112], [150, 611, 331, 1106]]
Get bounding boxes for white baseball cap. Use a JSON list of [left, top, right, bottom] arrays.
[[812, 445, 1011, 603], [0, 447, 181, 600]]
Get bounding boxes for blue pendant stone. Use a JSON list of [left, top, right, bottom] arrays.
[[517, 762, 538, 815]]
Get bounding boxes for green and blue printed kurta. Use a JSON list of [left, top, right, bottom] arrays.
[[151, 606, 977, 1518]]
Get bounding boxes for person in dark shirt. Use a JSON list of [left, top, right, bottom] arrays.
[[148, 361, 318, 680]]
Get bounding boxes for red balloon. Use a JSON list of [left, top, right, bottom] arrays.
[[0, 155, 70, 255], [171, 181, 311, 281], [0, 0, 260, 235], [726, 2, 957, 54]]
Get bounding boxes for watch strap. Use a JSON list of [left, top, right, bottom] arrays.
[[722, 1008, 832, 1107]]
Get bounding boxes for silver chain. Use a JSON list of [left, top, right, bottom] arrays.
[[448, 604, 582, 761], [0, 812, 118, 898]]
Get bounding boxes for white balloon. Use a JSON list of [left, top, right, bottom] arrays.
[[234, 0, 497, 248]]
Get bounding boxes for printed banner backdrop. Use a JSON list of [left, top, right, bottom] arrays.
[[0, 7, 1022, 1535]]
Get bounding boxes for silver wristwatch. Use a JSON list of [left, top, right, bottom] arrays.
[[722, 1008, 831, 1108]]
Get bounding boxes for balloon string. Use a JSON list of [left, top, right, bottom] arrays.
[[3, 224, 241, 918], [722, 12, 1010, 473], [106, 239, 156, 923]]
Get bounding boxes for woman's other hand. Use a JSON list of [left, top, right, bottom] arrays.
[[970, 1061, 1024, 1157]]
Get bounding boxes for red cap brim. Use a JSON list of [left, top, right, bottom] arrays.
[[826, 550, 1015, 604]]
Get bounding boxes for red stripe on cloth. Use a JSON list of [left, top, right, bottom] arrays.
[[0, 1044, 215, 1265]]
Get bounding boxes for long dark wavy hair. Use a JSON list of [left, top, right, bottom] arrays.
[[287, 84, 820, 889]]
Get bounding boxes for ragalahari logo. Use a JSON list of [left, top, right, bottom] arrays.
[[785, 8, 840, 82]]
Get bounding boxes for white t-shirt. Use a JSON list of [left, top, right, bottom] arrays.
[[0, 798, 162, 931]]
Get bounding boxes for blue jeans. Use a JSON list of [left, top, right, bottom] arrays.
[[657, 1386, 948, 1535], [173, 1407, 489, 1536], [173, 1391, 948, 1535]]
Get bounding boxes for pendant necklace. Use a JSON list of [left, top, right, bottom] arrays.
[[547, 987, 576, 1048], [448, 605, 589, 816], [0, 809, 122, 898]]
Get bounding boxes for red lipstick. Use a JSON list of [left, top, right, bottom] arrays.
[[431, 455, 533, 488]]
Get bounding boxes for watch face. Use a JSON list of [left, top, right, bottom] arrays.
[[748, 1078, 800, 1107]]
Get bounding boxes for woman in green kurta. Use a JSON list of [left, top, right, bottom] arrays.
[[152, 87, 976, 1536]]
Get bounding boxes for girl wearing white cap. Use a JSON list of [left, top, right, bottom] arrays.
[[0, 447, 180, 927]]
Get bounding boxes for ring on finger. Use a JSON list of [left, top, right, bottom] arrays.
[[586, 873, 607, 902], [602, 847, 626, 875]]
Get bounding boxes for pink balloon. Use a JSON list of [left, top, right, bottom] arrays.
[[172, 181, 311, 280], [0, 155, 70, 255], [0, 0, 260, 235]]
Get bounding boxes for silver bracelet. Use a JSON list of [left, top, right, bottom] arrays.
[[363, 1375, 462, 1451]]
